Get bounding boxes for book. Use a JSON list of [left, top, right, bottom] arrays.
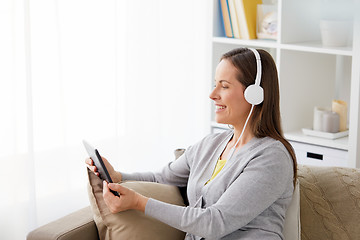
[[227, 0, 242, 39], [219, 0, 234, 38], [234, 0, 262, 39]]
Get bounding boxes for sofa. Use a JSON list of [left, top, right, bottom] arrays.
[[27, 163, 360, 240]]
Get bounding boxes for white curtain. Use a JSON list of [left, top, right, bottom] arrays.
[[0, 0, 210, 239]]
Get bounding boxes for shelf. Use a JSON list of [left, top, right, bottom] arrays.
[[285, 130, 348, 151], [212, 37, 278, 49], [211, 0, 359, 167], [280, 41, 353, 56], [213, 37, 353, 56], [211, 124, 349, 151]]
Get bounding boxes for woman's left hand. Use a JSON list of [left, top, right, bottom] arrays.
[[102, 181, 149, 213]]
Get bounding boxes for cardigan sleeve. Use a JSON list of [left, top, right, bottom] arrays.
[[120, 132, 225, 185], [144, 146, 293, 239], [121, 146, 192, 187]]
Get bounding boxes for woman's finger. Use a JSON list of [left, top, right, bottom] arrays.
[[103, 181, 122, 197], [85, 158, 97, 171], [108, 183, 128, 194], [86, 163, 99, 176], [85, 158, 93, 165], [103, 181, 120, 211], [86, 164, 97, 172], [103, 181, 116, 200], [103, 181, 111, 195]]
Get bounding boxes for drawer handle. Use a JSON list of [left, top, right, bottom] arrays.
[[307, 152, 323, 160]]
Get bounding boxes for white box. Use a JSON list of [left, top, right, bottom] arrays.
[[289, 141, 348, 167]]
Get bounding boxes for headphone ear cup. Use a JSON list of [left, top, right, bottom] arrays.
[[244, 84, 264, 105]]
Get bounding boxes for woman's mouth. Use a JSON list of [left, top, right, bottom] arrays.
[[215, 105, 226, 112]]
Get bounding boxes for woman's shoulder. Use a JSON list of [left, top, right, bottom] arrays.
[[198, 129, 234, 147], [204, 129, 233, 141], [249, 137, 293, 166], [187, 130, 233, 153], [253, 136, 289, 153]]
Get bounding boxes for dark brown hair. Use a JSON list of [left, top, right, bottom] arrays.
[[221, 48, 297, 186]]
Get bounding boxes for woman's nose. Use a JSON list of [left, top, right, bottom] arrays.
[[209, 87, 219, 101]]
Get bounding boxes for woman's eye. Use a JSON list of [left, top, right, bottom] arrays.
[[213, 83, 228, 89]]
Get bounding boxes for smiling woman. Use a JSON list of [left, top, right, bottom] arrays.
[[85, 48, 297, 240], [0, 0, 209, 239]]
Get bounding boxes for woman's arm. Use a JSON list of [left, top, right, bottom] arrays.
[[101, 152, 192, 213], [145, 148, 293, 239], [101, 148, 193, 218], [121, 148, 192, 187]]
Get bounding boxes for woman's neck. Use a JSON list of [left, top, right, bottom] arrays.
[[232, 126, 254, 148], [230, 104, 255, 148]]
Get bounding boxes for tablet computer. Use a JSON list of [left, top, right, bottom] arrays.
[[83, 140, 120, 197]]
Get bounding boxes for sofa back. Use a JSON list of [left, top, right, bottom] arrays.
[[298, 164, 360, 240]]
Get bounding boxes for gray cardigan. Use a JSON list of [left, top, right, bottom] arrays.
[[122, 130, 294, 240]]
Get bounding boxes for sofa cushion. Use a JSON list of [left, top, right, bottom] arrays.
[[87, 169, 186, 240], [298, 164, 360, 240]]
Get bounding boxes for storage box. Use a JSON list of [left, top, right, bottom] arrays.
[[290, 141, 348, 167]]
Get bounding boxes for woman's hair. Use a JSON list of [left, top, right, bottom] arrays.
[[221, 48, 297, 186]]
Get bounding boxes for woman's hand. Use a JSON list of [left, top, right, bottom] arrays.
[[103, 181, 149, 213], [85, 156, 122, 183]]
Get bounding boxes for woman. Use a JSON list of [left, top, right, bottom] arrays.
[[86, 48, 297, 239]]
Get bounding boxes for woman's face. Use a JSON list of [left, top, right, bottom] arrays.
[[209, 59, 251, 127]]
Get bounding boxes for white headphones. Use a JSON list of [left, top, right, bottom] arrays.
[[226, 48, 264, 161], [244, 48, 264, 105]]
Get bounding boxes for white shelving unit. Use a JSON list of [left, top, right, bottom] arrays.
[[210, 0, 360, 168]]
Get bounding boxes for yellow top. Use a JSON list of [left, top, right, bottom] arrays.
[[205, 158, 227, 185]]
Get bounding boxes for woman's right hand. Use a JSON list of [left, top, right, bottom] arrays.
[[85, 156, 122, 183]]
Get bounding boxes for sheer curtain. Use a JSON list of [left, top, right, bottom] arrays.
[[0, 0, 210, 239]]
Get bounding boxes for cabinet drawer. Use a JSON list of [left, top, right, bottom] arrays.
[[289, 141, 348, 167]]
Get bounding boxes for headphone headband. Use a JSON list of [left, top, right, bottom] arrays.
[[248, 48, 262, 86]]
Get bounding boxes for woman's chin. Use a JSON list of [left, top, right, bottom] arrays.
[[215, 118, 228, 125]]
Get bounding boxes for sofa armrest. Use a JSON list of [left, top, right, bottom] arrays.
[[27, 206, 99, 240]]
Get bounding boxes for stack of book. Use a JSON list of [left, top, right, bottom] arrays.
[[220, 0, 262, 40]]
